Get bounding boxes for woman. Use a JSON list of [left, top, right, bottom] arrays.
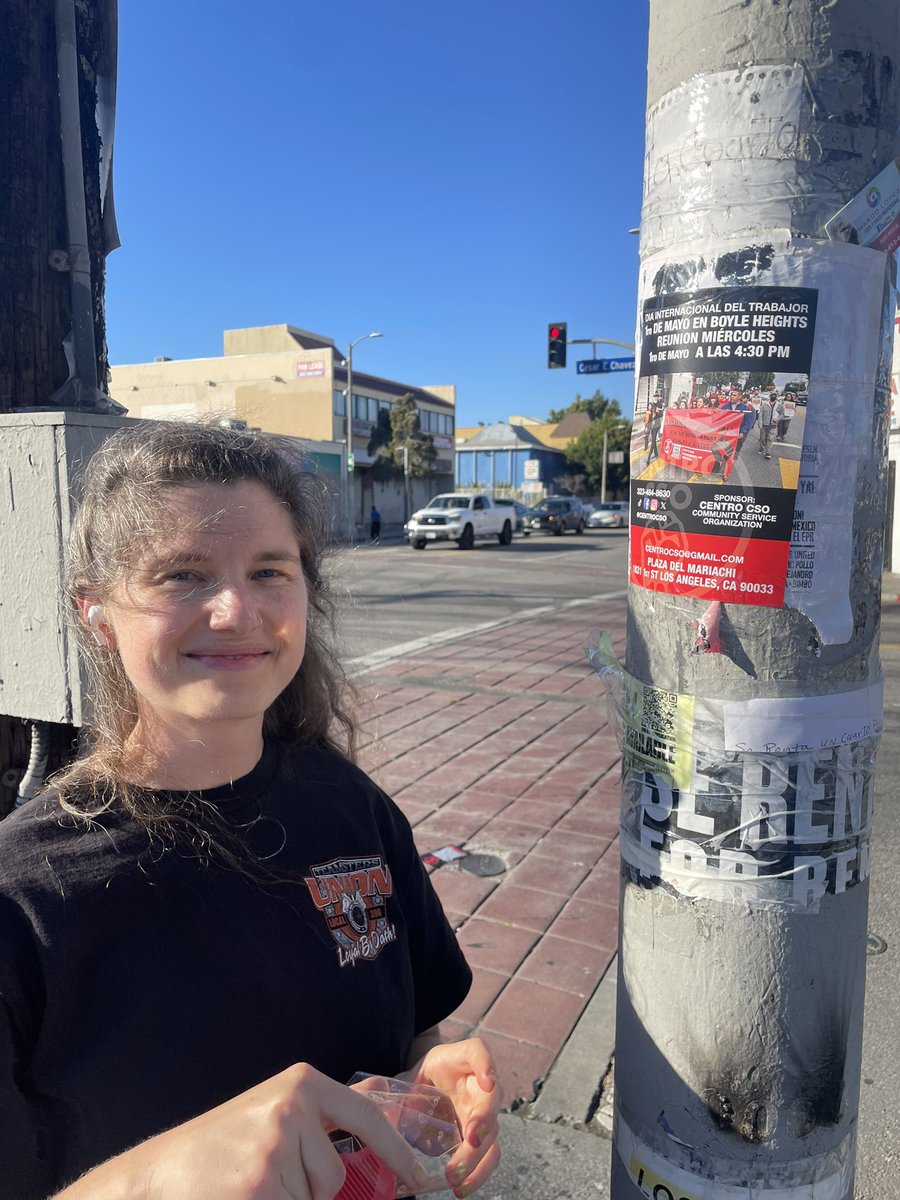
[[0, 421, 500, 1200]]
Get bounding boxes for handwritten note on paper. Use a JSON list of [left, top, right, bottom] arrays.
[[723, 681, 884, 755]]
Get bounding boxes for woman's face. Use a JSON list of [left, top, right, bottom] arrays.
[[99, 481, 308, 746]]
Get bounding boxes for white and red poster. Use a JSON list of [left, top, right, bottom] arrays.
[[630, 285, 818, 608]]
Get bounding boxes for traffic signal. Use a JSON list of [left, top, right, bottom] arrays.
[[548, 322, 567, 369]]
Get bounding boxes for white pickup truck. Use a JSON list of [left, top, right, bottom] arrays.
[[406, 493, 513, 550]]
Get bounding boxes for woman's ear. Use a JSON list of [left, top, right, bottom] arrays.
[[78, 599, 116, 650]]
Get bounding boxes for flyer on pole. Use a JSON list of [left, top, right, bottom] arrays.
[[629, 285, 817, 608]]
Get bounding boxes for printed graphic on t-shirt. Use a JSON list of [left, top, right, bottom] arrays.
[[304, 855, 397, 968]]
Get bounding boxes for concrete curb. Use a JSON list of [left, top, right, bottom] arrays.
[[529, 966, 618, 1129]]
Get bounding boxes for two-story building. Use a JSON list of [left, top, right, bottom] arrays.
[[108, 324, 456, 537]]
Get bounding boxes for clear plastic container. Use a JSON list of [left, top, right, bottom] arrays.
[[332, 1074, 463, 1199]]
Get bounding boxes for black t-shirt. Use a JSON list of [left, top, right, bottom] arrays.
[[0, 741, 471, 1199]]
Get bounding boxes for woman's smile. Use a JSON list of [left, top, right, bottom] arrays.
[[184, 646, 273, 670]]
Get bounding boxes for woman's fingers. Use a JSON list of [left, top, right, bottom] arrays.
[[292, 1126, 343, 1200], [446, 1114, 499, 1183], [277, 1159, 313, 1200], [450, 1139, 502, 1198]]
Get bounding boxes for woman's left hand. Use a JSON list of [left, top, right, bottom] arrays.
[[407, 1037, 501, 1198]]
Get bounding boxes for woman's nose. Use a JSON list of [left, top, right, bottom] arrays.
[[207, 584, 260, 630]]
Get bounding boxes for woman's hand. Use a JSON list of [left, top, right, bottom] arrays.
[[54, 1063, 427, 1200], [404, 1037, 502, 1198]]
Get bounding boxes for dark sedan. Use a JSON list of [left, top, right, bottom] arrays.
[[523, 497, 585, 536]]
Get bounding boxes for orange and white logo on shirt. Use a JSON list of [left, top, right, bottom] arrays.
[[304, 855, 397, 968]]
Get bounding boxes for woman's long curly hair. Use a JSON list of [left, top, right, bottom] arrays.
[[51, 419, 356, 868]]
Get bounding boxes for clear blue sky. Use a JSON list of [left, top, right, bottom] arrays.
[[106, 1, 649, 427]]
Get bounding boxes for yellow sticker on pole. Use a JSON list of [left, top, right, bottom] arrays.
[[630, 1153, 703, 1200], [623, 675, 695, 792]]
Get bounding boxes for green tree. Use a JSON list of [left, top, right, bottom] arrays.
[[367, 393, 437, 481], [367, 408, 396, 481], [548, 390, 623, 424], [694, 370, 774, 391], [565, 417, 631, 496], [745, 371, 775, 389]]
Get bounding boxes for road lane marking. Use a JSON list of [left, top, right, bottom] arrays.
[[347, 589, 628, 676], [780, 457, 800, 488], [635, 457, 668, 482]]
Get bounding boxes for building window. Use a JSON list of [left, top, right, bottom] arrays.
[[333, 389, 346, 416]]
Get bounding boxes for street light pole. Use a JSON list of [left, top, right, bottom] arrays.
[[342, 331, 382, 541]]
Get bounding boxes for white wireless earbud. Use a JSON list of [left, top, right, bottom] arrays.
[[86, 605, 107, 647]]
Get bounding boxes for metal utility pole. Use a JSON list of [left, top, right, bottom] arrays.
[[2, 0, 118, 412], [0, 0, 120, 815], [611, 3, 899, 1197]]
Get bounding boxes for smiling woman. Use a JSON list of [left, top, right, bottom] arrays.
[[95, 481, 310, 785], [59, 421, 342, 827], [0, 421, 501, 1200]]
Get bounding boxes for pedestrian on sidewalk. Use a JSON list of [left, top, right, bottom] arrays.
[[776, 394, 794, 441], [0, 421, 500, 1200], [649, 399, 664, 459], [758, 393, 779, 459], [734, 393, 756, 452], [370, 504, 382, 541]]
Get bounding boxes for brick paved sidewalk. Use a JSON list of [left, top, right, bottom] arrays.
[[354, 597, 626, 1107]]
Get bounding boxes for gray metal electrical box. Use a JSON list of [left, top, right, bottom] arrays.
[[0, 411, 132, 725]]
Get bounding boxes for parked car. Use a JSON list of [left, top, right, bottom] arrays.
[[493, 498, 531, 534], [523, 497, 586, 536], [586, 501, 629, 529], [405, 492, 513, 549]]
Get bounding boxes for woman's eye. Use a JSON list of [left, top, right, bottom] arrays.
[[166, 571, 200, 583], [254, 568, 283, 580]]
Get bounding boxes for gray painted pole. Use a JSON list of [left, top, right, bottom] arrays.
[[611, 2, 900, 1196]]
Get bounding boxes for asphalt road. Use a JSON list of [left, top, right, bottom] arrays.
[[328, 529, 630, 668]]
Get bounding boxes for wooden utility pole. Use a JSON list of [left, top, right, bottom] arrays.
[[612, 2, 899, 1196], [0, 0, 118, 814]]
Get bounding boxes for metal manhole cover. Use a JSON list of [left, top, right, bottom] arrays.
[[459, 853, 506, 877]]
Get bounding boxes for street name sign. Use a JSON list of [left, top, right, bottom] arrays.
[[577, 357, 636, 374]]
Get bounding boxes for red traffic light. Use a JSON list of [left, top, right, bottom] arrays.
[[547, 321, 567, 369]]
